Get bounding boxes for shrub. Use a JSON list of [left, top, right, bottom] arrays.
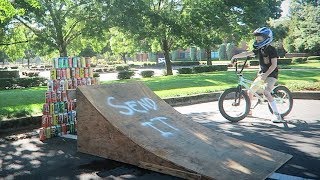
[[140, 70, 155, 78], [292, 57, 307, 63], [117, 70, 135, 80], [115, 65, 129, 71], [249, 60, 259, 66], [0, 70, 19, 78], [278, 58, 292, 65], [307, 56, 320, 60], [193, 65, 228, 73], [0, 77, 47, 90], [177, 68, 193, 74], [171, 61, 199, 66]]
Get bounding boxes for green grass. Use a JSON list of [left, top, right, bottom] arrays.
[[0, 68, 319, 120], [0, 86, 46, 120]]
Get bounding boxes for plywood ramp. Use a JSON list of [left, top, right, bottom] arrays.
[[76, 82, 292, 180]]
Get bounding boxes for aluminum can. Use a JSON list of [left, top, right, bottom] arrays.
[[53, 58, 59, 68], [79, 68, 84, 78], [39, 128, 46, 141], [88, 67, 93, 77], [77, 78, 82, 86], [58, 57, 64, 68], [68, 57, 73, 68], [49, 103, 55, 115], [59, 80, 65, 91], [81, 58, 85, 68], [72, 57, 78, 68], [56, 91, 61, 102], [64, 112, 68, 123], [46, 127, 51, 139], [45, 91, 51, 103], [54, 102, 59, 114], [53, 114, 58, 125], [58, 113, 64, 124], [56, 69, 61, 80], [85, 57, 91, 67], [47, 80, 53, 92], [62, 124, 67, 134], [84, 68, 89, 78], [41, 115, 48, 128], [66, 68, 71, 79], [50, 69, 56, 80], [43, 103, 49, 115], [71, 68, 75, 78], [86, 78, 91, 85], [68, 79, 73, 89], [75, 68, 80, 78]]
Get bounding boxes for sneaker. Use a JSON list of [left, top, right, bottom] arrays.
[[272, 113, 285, 123]]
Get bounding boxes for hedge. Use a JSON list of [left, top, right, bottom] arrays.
[[171, 61, 200, 66], [117, 70, 135, 79], [278, 58, 292, 65], [177, 68, 193, 74], [140, 70, 155, 78], [0, 77, 47, 90], [307, 56, 320, 60], [292, 57, 307, 63], [249, 60, 259, 66], [0, 70, 19, 78], [192, 65, 228, 73]]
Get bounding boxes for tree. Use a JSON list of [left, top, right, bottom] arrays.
[[284, 1, 320, 54], [10, 0, 108, 57]]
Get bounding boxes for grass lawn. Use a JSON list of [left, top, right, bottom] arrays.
[[0, 67, 319, 120]]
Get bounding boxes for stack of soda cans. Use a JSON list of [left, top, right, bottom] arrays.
[[40, 57, 98, 141]]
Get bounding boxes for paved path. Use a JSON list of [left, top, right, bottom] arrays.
[[176, 99, 320, 179], [0, 99, 319, 179]]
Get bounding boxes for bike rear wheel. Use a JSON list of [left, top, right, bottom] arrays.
[[218, 88, 251, 122], [268, 85, 293, 117]]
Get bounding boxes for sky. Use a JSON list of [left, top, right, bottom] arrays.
[[281, 0, 290, 17]]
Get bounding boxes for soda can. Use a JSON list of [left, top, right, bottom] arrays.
[[77, 57, 81, 68], [59, 101, 65, 113], [72, 57, 78, 68], [58, 113, 64, 124], [48, 115, 53, 126], [88, 67, 93, 78], [71, 68, 76, 78], [75, 68, 80, 78], [71, 110, 77, 121], [50, 69, 56, 80], [56, 125, 61, 135], [84, 68, 89, 78], [81, 78, 86, 85], [58, 57, 64, 68], [66, 68, 71, 79], [53, 58, 59, 68], [79, 68, 84, 78], [56, 69, 61, 80], [59, 80, 65, 91], [81, 58, 85, 68], [54, 102, 59, 114], [39, 128, 46, 141], [64, 112, 68, 123], [68, 111, 73, 122], [86, 78, 92, 85], [64, 57, 69, 68], [85, 57, 91, 67], [68, 79, 73, 89], [77, 78, 82, 86], [62, 91, 67, 101], [60, 69, 65, 79], [49, 103, 55, 115], [41, 115, 48, 128], [56, 91, 61, 102], [62, 124, 67, 134], [47, 80, 53, 92], [51, 91, 57, 103], [50, 126, 56, 137], [73, 78, 78, 89], [45, 91, 51, 103], [53, 80, 59, 92], [68, 57, 73, 68], [70, 122, 74, 134], [43, 103, 49, 115], [46, 127, 51, 139], [53, 114, 58, 125]]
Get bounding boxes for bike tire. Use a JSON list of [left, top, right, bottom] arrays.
[[268, 85, 293, 117], [218, 88, 251, 122]]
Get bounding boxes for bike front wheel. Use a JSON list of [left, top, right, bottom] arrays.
[[218, 88, 251, 122], [268, 85, 293, 117]]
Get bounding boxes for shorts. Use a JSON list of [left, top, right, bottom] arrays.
[[251, 77, 277, 94]]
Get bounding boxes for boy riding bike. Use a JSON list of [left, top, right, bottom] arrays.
[[232, 27, 285, 123]]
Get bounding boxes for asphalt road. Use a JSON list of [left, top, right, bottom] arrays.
[[0, 99, 319, 179]]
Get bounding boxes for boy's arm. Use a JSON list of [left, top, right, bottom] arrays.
[[231, 51, 255, 62]]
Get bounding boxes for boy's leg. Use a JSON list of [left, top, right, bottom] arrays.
[[264, 77, 285, 122]]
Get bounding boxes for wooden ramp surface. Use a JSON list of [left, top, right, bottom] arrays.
[[77, 82, 292, 179]]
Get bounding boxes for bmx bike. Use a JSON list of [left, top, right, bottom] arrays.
[[218, 58, 293, 122]]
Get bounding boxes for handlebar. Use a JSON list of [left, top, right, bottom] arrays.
[[233, 56, 250, 75]]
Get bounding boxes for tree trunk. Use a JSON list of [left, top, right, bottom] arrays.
[[162, 38, 173, 75], [121, 54, 127, 64], [206, 47, 212, 65], [59, 42, 68, 57]]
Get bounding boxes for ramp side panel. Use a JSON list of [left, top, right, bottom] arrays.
[[77, 83, 292, 179]]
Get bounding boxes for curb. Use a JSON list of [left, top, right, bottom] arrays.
[[1, 91, 319, 135]]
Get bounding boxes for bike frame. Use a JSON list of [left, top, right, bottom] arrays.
[[234, 58, 269, 103]]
